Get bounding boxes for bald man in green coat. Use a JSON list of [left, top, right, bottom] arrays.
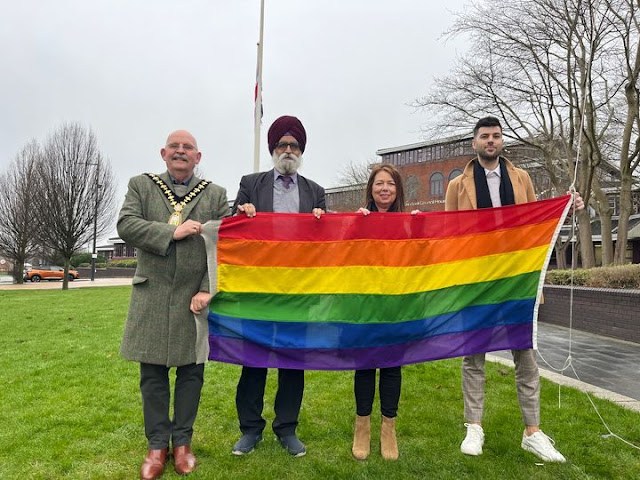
[[118, 130, 229, 479]]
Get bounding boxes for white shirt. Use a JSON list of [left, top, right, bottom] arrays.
[[484, 166, 502, 207]]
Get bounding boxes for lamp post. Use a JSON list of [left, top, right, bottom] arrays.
[[83, 160, 100, 282], [91, 161, 100, 281]]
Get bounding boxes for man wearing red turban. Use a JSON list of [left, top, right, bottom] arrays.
[[230, 115, 325, 458]]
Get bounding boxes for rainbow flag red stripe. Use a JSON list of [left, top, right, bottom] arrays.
[[208, 195, 571, 370]]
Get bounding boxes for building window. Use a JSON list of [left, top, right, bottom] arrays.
[[453, 142, 466, 156], [425, 147, 432, 161], [430, 172, 444, 196], [448, 169, 463, 181]]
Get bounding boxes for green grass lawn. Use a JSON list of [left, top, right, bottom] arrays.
[[0, 287, 638, 479]]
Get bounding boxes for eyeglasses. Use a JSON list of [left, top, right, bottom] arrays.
[[275, 141, 301, 152], [166, 143, 196, 152]]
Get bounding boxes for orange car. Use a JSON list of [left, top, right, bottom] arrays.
[[24, 266, 80, 282]]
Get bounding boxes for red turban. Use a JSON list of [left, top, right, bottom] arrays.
[[267, 115, 307, 154]]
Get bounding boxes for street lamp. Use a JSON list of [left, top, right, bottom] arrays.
[[85, 160, 100, 281]]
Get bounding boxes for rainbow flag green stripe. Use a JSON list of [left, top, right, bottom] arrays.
[[211, 271, 540, 323]]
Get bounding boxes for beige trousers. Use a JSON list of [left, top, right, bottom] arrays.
[[462, 349, 540, 426]]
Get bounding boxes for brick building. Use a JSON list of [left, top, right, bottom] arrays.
[[327, 133, 632, 213], [327, 134, 481, 212], [325, 133, 640, 264], [377, 134, 474, 211]]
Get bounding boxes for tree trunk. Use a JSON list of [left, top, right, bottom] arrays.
[[575, 161, 596, 268], [576, 209, 595, 268], [592, 177, 613, 266], [614, 71, 639, 264], [62, 258, 70, 291], [554, 237, 569, 270], [614, 174, 633, 264], [14, 259, 25, 284]]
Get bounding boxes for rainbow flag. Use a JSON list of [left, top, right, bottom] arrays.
[[207, 195, 571, 370]]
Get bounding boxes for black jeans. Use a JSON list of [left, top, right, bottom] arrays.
[[140, 362, 204, 449], [235, 366, 304, 437], [354, 367, 402, 418]]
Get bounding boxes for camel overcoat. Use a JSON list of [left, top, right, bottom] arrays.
[[445, 157, 536, 211], [118, 172, 229, 366], [445, 157, 544, 306]]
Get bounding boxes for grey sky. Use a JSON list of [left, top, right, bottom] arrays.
[[1, 0, 469, 238]]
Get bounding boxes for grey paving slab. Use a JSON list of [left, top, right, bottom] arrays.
[[491, 322, 640, 402]]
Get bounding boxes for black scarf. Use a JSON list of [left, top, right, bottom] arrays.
[[473, 157, 515, 208]]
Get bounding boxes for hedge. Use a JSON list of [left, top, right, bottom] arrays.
[[546, 264, 640, 289], [108, 259, 137, 268], [70, 253, 107, 267]]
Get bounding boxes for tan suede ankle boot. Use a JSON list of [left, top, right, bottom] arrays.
[[352, 415, 371, 460], [381, 415, 398, 460]]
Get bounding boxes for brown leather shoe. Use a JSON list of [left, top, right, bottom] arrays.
[[140, 448, 169, 480], [173, 445, 197, 475]]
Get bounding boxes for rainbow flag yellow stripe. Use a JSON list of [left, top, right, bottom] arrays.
[[218, 245, 549, 295]]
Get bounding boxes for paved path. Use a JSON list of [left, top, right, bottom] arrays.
[[0, 277, 132, 290], [490, 322, 640, 411]]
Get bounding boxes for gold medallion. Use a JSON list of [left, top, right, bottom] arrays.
[[168, 210, 183, 226]]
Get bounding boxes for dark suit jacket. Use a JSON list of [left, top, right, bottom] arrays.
[[232, 169, 326, 213]]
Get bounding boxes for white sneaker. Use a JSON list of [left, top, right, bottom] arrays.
[[521, 431, 566, 463], [460, 423, 484, 456]]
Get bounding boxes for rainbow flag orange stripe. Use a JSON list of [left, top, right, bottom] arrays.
[[207, 195, 571, 370]]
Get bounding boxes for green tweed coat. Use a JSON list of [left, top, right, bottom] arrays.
[[118, 172, 229, 366]]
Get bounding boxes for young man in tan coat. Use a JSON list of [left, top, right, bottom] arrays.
[[446, 116, 583, 463]]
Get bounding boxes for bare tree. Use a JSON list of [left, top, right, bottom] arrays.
[[33, 123, 117, 290], [0, 141, 41, 283], [336, 159, 377, 186], [605, 0, 640, 264], [328, 158, 378, 212], [415, 0, 638, 267]]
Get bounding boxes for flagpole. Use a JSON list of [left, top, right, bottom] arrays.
[[253, 0, 265, 173]]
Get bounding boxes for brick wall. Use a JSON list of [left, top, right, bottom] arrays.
[[396, 155, 471, 212], [539, 285, 640, 343]]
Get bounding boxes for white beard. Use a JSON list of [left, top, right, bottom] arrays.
[[273, 151, 302, 175]]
